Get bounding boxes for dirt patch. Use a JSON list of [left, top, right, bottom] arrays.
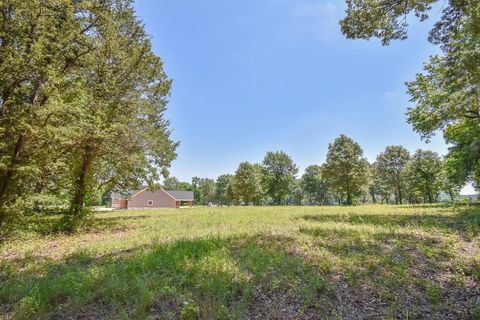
[[247, 286, 329, 320], [0, 304, 13, 320], [328, 272, 480, 319], [148, 295, 182, 319], [50, 301, 114, 320]]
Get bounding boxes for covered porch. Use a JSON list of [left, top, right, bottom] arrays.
[[175, 200, 193, 208]]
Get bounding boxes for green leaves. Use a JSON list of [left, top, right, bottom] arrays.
[[232, 162, 263, 205], [261, 151, 298, 205], [374, 146, 410, 203], [215, 174, 234, 206], [403, 150, 443, 203], [323, 135, 369, 205], [340, 0, 480, 191], [301, 165, 328, 205], [0, 0, 177, 229], [340, 0, 436, 45]]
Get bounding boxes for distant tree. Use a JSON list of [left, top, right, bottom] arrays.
[[232, 162, 263, 205], [289, 179, 304, 205], [375, 146, 410, 204], [441, 168, 461, 203], [215, 174, 234, 206], [191, 177, 215, 205], [177, 182, 193, 191], [367, 163, 379, 203], [261, 151, 298, 205], [191, 177, 203, 205], [323, 135, 369, 205], [252, 164, 265, 205], [163, 177, 191, 191], [370, 162, 392, 204], [403, 150, 443, 203], [359, 182, 370, 204], [200, 178, 216, 204], [301, 165, 329, 205], [163, 177, 180, 190], [225, 180, 237, 205]]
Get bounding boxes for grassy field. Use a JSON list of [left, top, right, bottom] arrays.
[[0, 205, 479, 319]]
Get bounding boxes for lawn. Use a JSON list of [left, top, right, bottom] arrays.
[[1, 205, 479, 319]]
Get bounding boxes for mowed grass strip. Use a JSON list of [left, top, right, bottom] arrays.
[[0, 205, 479, 319]]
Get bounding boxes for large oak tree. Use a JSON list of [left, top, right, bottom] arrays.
[[323, 135, 369, 205], [261, 151, 298, 205], [375, 146, 410, 204]]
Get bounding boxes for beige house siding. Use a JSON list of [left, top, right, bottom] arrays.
[[128, 189, 176, 208]]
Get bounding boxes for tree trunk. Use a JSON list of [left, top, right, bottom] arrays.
[[0, 134, 26, 227], [426, 185, 433, 203], [448, 190, 455, 202], [70, 145, 95, 220], [346, 191, 352, 206], [0, 80, 41, 227], [33, 181, 45, 213]]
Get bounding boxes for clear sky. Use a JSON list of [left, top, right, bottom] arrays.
[[133, 1, 466, 187]]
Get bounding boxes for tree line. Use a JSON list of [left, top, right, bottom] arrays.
[[164, 134, 461, 206], [0, 0, 177, 232]]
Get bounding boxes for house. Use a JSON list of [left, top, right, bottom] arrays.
[[111, 188, 194, 209]]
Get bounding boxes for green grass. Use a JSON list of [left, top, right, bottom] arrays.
[[0, 205, 479, 319]]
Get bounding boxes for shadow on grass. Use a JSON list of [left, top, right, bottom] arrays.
[[396, 203, 480, 209], [300, 207, 480, 238], [297, 225, 480, 319], [2, 229, 478, 319], [2, 213, 152, 240], [0, 234, 330, 320], [2, 212, 479, 319]]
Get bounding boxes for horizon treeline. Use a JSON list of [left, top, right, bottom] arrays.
[[164, 134, 466, 206]]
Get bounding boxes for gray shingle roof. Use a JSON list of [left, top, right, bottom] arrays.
[[111, 189, 144, 199], [164, 190, 194, 201], [112, 188, 194, 201]]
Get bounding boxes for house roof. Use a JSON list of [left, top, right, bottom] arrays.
[[164, 190, 194, 201], [111, 189, 144, 199], [112, 188, 194, 201]]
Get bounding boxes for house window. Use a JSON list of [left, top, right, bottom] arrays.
[[147, 200, 153, 206]]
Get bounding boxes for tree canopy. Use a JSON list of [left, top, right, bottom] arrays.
[[403, 150, 444, 203], [215, 174, 234, 206], [301, 165, 329, 205], [323, 135, 369, 205], [0, 0, 177, 230], [261, 151, 298, 205], [375, 146, 411, 204], [340, 0, 480, 189], [232, 162, 263, 205]]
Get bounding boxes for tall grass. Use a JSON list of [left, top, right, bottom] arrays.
[[0, 205, 479, 319]]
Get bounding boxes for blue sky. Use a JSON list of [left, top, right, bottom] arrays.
[[134, 0, 453, 183]]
